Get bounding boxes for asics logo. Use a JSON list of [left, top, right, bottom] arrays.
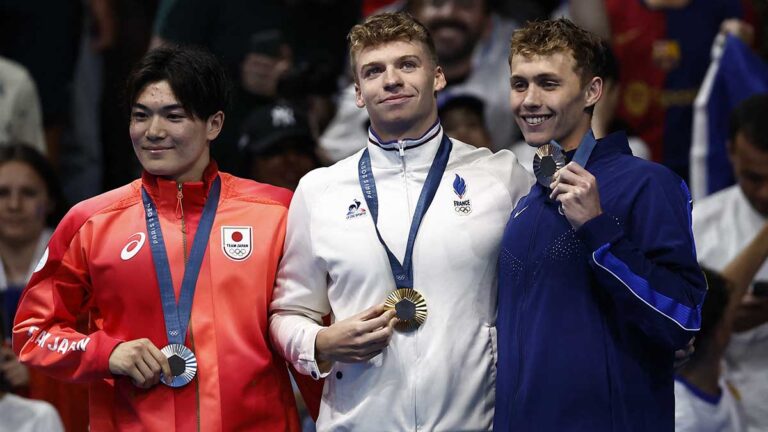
[[121, 232, 146, 261]]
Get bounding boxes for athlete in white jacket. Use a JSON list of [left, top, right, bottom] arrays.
[[269, 12, 532, 431]]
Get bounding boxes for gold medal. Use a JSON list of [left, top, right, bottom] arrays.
[[385, 288, 428, 332], [532, 143, 566, 188]]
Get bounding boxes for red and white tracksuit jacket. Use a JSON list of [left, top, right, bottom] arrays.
[[13, 163, 319, 431]]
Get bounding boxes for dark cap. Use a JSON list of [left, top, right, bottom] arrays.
[[239, 103, 315, 156]]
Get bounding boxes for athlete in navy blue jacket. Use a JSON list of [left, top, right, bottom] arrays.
[[494, 19, 707, 431]]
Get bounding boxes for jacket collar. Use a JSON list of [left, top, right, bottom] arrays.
[[140, 161, 219, 214], [366, 121, 444, 169]]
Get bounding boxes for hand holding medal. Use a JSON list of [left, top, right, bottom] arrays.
[[108, 338, 172, 389], [315, 305, 396, 364], [548, 162, 603, 230]]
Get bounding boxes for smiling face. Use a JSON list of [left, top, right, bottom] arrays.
[[354, 40, 446, 141], [129, 80, 224, 182], [509, 51, 601, 151], [0, 161, 50, 246]]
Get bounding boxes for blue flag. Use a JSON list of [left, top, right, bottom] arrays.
[[690, 34, 768, 199]]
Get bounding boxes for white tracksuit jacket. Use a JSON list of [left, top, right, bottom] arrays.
[[270, 124, 533, 431]]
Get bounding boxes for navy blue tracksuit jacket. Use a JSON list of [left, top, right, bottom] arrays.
[[494, 131, 706, 431]]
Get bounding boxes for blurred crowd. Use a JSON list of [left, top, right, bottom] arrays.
[[1, 0, 767, 431]]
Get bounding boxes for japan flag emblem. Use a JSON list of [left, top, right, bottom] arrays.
[[221, 226, 253, 261]]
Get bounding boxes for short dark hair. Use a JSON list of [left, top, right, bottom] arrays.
[[439, 94, 485, 120], [126, 45, 232, 120], [688, 267, 730, 365], [509, 18, 606, 85], [598, 40, 619, 84], [0, 142, 66, 226], [729, 93, 768, 152]]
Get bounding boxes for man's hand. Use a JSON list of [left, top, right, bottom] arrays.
[[108, 339, 171, 389], [0, 346, 30, 388], [315, 305, 396, 365], [720, 18, 755, 45], [673, 337, 695, 369], [550, 162, 603, 229], [733, 293, 768, 333]]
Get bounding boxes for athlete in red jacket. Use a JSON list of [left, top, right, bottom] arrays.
[[12, 46, 319, 431]]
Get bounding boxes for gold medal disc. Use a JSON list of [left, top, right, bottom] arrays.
[[384, 288, 428, 332]]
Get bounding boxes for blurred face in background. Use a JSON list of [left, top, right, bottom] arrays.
[[411, 0, 488, 65], [441, 106, 491, 149], [248, 140, 318, 191], [730, 132, 768, 217], [0, 161, 51, 245]]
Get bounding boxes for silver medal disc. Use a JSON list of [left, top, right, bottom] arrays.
[[160, 343, 197, 387]]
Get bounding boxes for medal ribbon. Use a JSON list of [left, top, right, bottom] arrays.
[[141, 176, 221, 345], [570, 129, 597, 167], [358, 133, 452, 289]]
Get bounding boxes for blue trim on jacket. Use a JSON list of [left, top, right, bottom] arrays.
[[494, 131, 706, 431]]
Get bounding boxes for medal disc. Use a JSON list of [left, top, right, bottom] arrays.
[[160, 343, 197, 387], [532, 143, 566, 188], [384, 288, 428, 332]]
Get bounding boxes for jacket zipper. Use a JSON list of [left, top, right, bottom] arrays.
[[176, 183, 201, 432], [397, 139, 419, 428], [511, 202, 544, 411], [398, 140, 413, 219]]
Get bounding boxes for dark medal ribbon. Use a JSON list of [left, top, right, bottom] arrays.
[[358, 131, 452, 332], [141, 176, 221, 387]]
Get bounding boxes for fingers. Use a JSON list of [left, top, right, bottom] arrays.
[[108, 338, 168, 389], [357, 303, 389, 321], [146, 343, 172, 382], [360, 309, 397, 333]]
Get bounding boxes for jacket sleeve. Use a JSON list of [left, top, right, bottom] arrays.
[[575, 173, 706, 350], [12, 207, 123, 382], [485, 148, 535, 208], [269, 175, 332, 380]]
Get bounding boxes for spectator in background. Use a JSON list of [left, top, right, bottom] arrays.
[[438, 94, 492, 149], [573, 0, 752, 181], [1, 310, 64, 432], [239, 102, 321, 191], [0, 0, 83, 169], [320, 0, 519, 162], [151, 0, 291, 172], [693, 94, 768, 432], [0, 58, 46, 155], [0, 143, 86, 431], [674, 266, 747, 432]]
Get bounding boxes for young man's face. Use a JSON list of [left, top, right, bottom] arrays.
[[129, 80, 223, 182], [509, 51, 601, 150], [730, 132, 768, 217], [354, 40, 446, 141]]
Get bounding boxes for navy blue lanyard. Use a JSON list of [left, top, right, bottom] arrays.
[[141, 176, 220, 345], [571, 129, 597, 167], [358, 134, 452, 289]]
